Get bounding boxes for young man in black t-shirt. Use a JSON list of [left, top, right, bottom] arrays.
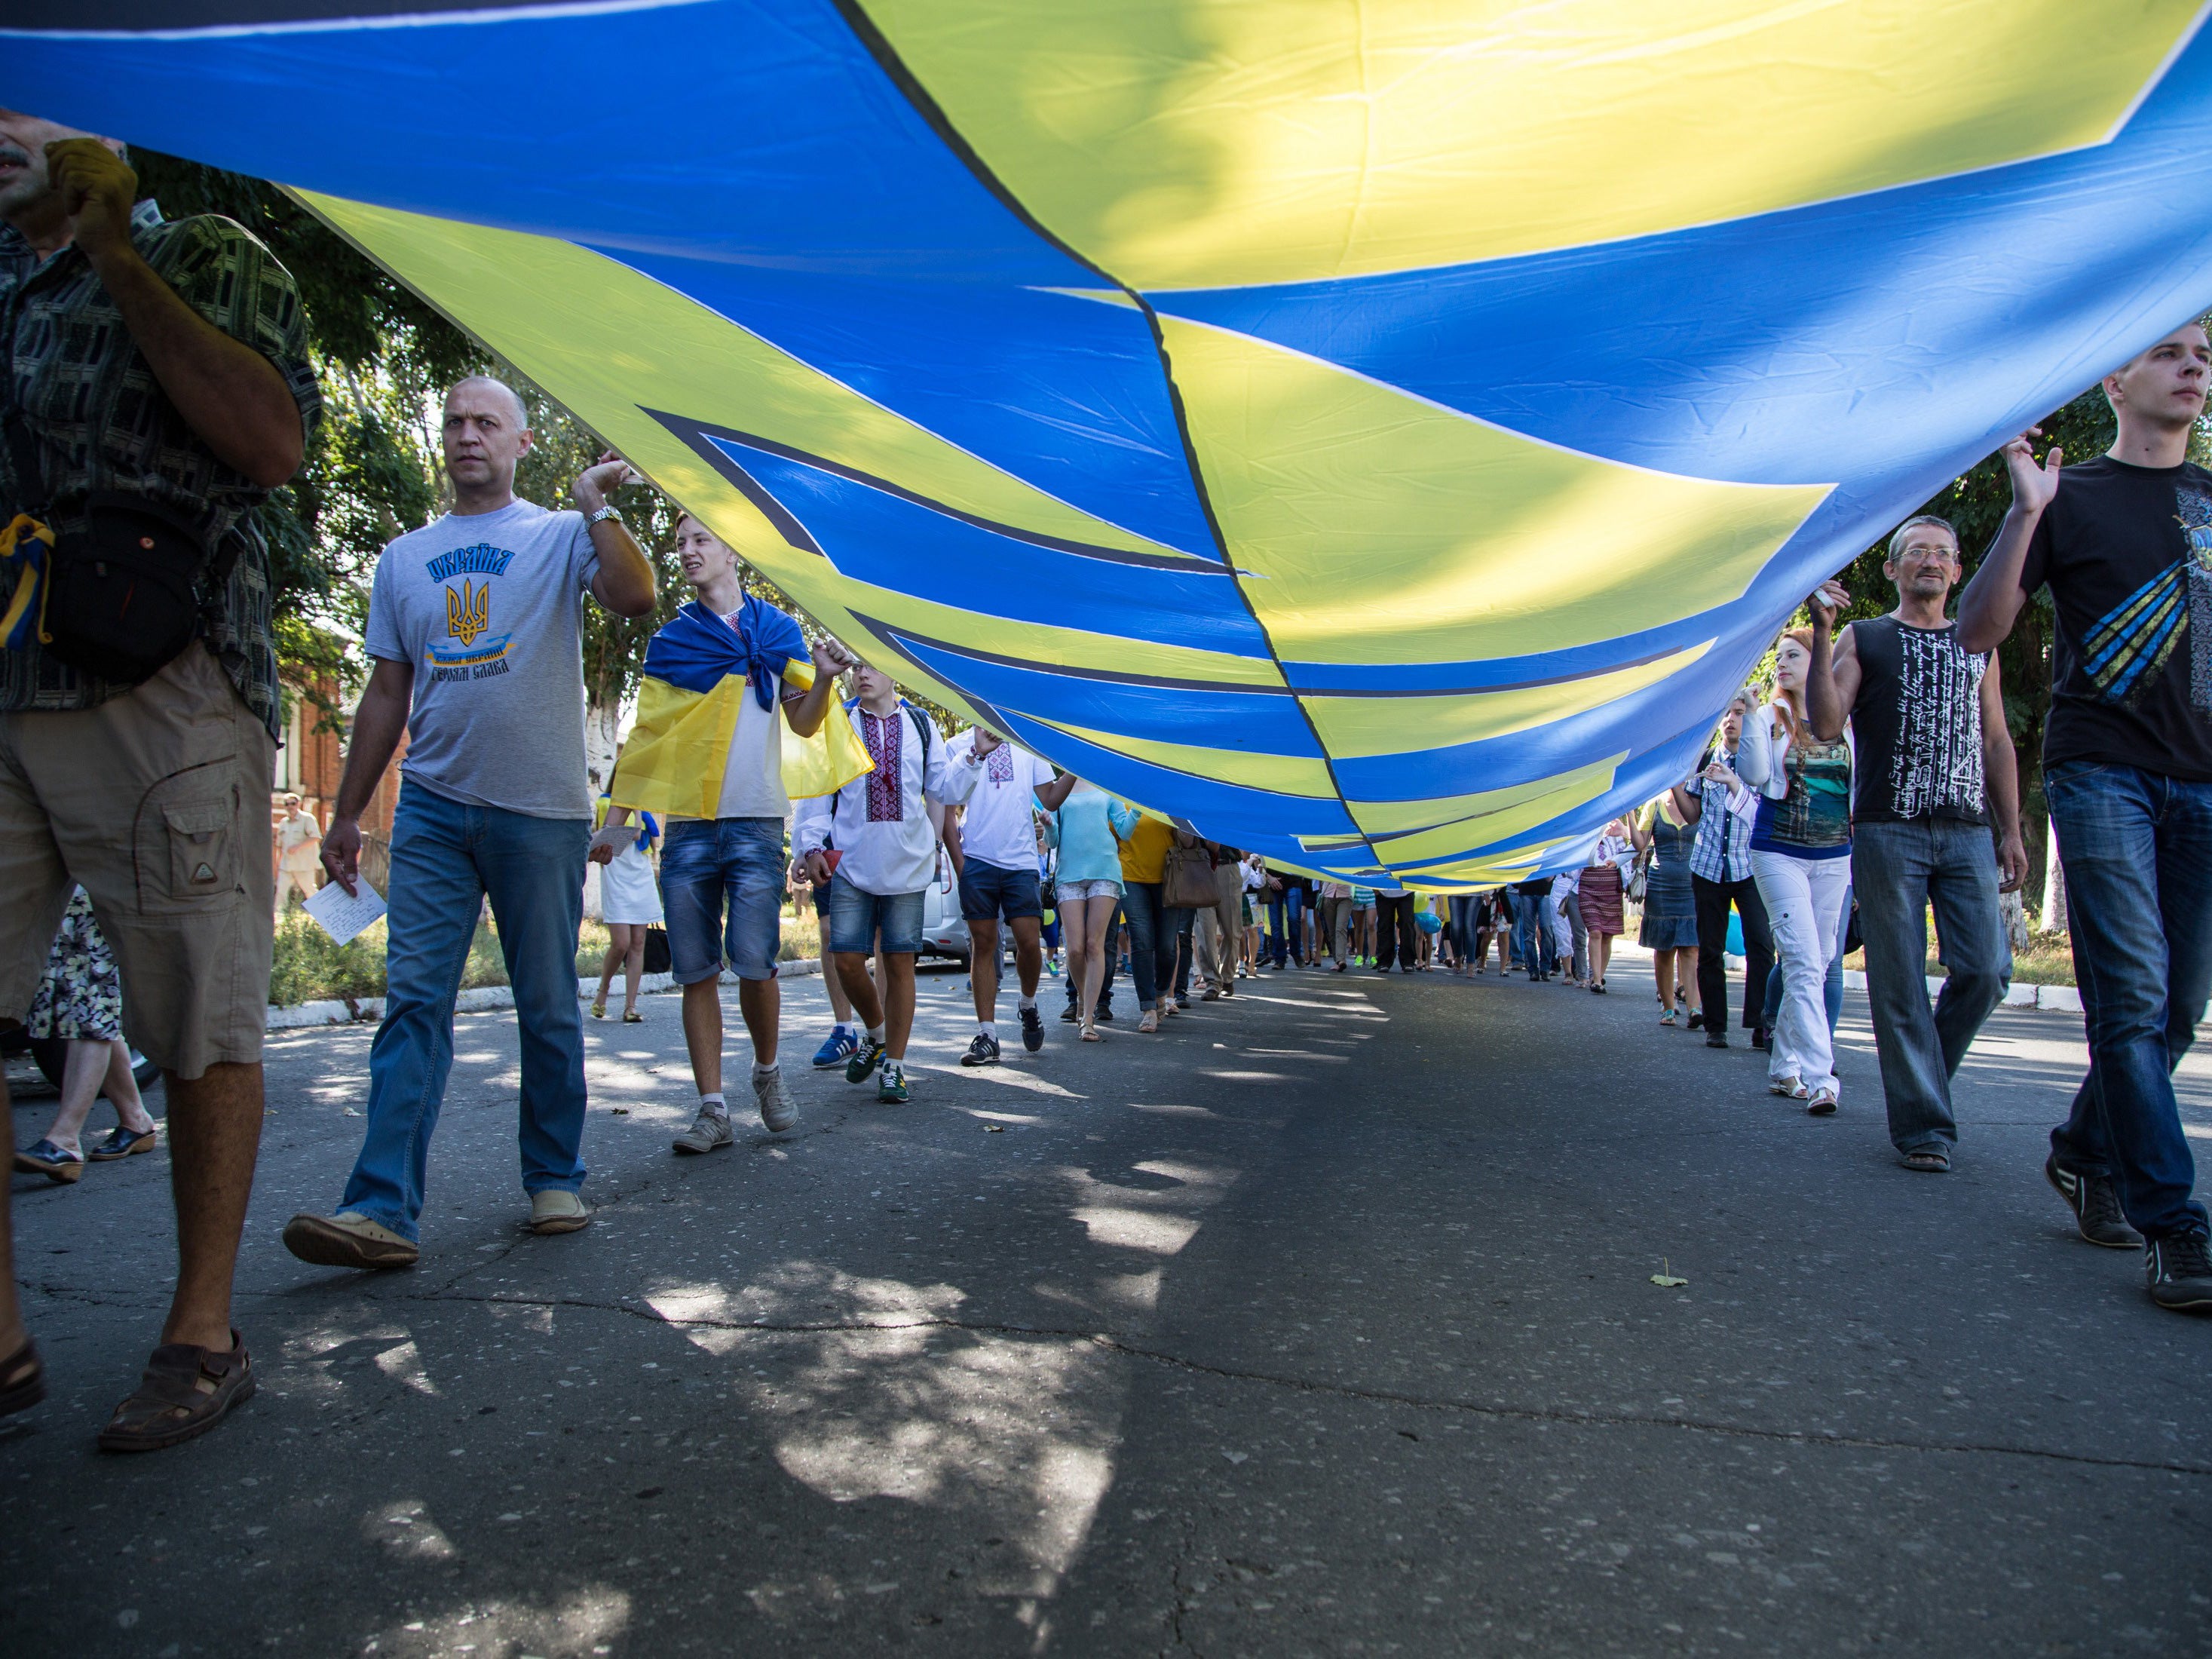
[[1958, 320, 2212, 1312]]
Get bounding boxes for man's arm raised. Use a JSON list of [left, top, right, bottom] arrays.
[[320, 658, 413, 896], [1957, 431, 2061, 654], [53, 140, 302, 487]]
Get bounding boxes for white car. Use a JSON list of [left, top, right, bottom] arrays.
[[918, 844, 970, 961]]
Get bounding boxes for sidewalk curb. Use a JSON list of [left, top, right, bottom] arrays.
[[266, 958, 823, 1031], [1837, 967, 2080, 1014]]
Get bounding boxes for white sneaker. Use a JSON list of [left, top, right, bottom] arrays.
[[752, 1068, 798, 1133]]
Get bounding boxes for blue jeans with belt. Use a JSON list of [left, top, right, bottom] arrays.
[[2045, 762, 2212, 1241], [340, 784, 590, 1240]]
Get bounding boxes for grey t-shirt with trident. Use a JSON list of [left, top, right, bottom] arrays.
[[365, 497, 601, 819]]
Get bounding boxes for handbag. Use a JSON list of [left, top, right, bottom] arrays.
[[1163, 841, 1216, 908], [1625, 848, 1650, 905], [641, 925, 672, 975], [3, 399, 222, 685]]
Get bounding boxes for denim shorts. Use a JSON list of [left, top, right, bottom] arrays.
[[658, 817, 785, 983], [957, 857, 1042, 922], [828, 875, 926, 956]]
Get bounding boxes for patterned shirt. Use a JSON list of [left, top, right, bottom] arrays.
[[0, 201, 320, 738], [1687, 755, 1754, 883], [859, 707, 905, 822]]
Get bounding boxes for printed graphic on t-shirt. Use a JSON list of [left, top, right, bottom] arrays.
[[1779, 734, 1852, 848], [423, 542, 516, 682], [1889, 629, 1984, 817], [2082, 484, 2212, 713]]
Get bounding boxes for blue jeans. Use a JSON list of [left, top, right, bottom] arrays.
[[1265, 887, 1305, 966], [1512, 890, 1549, 977], [2046, 762, 2212, 1240], [828, 878, 924, 956], [1121, 879, 1176, 1010], [1851, 821, 2008, 1154], [341, 784, 589, 1240], [1447, 895, 1478, 962], [660, 816, 784, 983]]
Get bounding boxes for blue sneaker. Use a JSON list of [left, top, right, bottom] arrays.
[[811, 1026, 859, 1069]]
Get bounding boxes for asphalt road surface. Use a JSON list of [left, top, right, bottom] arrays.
[[5, 949, 2208, 1657]]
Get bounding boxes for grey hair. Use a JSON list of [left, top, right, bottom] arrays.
[[1886, 514, 1958, 562]]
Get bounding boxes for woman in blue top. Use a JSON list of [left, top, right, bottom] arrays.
[[1737, 627, 1853, 1114], [1049, 782, 1138, 1041]]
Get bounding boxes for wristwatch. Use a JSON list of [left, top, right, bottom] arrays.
[[584, 503, 625, 528]]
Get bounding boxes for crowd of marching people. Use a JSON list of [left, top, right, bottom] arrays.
[[0, 105, 2208, 1461]]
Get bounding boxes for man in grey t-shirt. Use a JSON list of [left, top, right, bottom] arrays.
[[281, 376, 655, 1269]]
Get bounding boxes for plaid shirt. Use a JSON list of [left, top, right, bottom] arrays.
[[1, 201, 320, 739], [1687, 756, 1754, 883]]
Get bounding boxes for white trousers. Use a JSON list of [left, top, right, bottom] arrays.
[[1749, 849, 1852, 1099]]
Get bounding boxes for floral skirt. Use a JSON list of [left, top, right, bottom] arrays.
[[25, 888, 123, 1043]]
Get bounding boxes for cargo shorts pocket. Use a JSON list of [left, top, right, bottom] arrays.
[[139, 775, 241, 912]]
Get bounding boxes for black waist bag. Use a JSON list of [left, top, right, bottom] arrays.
[[39, 490, 213, 684]]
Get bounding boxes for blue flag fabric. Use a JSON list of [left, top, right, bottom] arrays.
[[642, 597, 811, 710]]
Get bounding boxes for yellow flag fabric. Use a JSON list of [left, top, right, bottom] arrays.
[[609, 669, 873, 820]]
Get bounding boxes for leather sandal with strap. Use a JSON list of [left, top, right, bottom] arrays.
[[97, 1329, 254, 1454]]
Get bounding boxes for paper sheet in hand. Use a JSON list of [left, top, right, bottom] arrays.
[[303, 879, 387, 947]]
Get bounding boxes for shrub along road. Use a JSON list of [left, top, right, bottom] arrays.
[[5, 952, 2208, 1656]]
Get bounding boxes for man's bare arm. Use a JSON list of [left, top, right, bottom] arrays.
[[1980, 655, 2029, 893], [54, 140, 302, 487], [1805, 580, 1855, 742], [320, 658, 414, 895], [573, 454, 656, 618], [1957, 431, 2062, 654]]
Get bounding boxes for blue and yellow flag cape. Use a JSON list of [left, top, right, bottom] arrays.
[[0, 514, 52, 653], [608, 598, 871, 820]]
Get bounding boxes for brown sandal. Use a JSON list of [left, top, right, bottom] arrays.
[[0, 1338, 44, 1418], [97, 1329, 254, 1453]]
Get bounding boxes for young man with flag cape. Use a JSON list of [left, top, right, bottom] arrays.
[[593, 512, 868, 1151]]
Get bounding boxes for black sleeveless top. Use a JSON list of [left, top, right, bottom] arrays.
[[1849, 615, 1987, 826]]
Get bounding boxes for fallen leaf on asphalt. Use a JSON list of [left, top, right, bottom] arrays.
[[610, 1107, 630, 1115], [1650, 1257, 1687, 1288], [986, 1124, 1004, 1133]]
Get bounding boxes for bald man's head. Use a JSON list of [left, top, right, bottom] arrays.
[[442, 376, 533, 502]]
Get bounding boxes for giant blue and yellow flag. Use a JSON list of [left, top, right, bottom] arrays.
[[14, 3, 2212, 882]]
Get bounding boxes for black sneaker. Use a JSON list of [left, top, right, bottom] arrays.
[[1686, 1010, 1705, 1031], [2144, 1232, 2212, 1312], [1095, 1004, 1114, 1023], [1750, 1027, 1772, 1051], [961, 1032, 1000, 1067], [1705, 1030, 1729, 1049], [1060, 998, 1080, 1023], [1019, 1005, 1045, 1052], [2045, 1153, 2142, 1249]]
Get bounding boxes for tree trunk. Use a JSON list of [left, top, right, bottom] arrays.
[[581, 698, 623, 923], [2040, 814, 2067, 935]]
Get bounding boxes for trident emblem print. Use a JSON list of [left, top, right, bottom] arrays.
[[446, 580, 490, 647]]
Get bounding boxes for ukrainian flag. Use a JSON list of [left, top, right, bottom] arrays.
[[0, 514, 51, 653], [608, 598, 871, 820]]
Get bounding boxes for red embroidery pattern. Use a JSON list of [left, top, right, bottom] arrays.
[[863, 709, 902, 823]]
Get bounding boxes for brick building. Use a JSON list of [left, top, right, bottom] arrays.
[[271, 673, 403, 894]]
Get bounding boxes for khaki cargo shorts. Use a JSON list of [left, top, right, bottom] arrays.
[[0, 642, 276, 1080]]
